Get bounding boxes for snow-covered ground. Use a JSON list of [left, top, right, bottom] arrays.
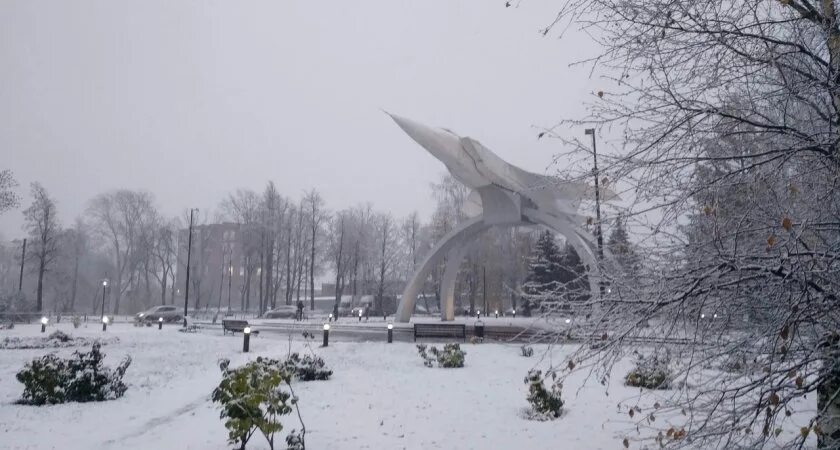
[[0, 323, 816, 449]]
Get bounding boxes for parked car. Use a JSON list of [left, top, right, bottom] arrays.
[[262, 305, 298, 319], [135, 305, 182, 323]]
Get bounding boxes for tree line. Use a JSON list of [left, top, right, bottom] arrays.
[[0, 172, 619, 317]]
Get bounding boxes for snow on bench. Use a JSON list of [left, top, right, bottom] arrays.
[[221, 319, 258, 336]]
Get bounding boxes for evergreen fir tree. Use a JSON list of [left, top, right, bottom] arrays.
[[607, 217, 639, 277], [558, 242, 589, 303], [521, 231, 588, 314]]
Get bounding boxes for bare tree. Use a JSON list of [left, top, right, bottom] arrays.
[[534, 0, 840, 447], [87, 190, 156, 315], [150, 216, 178, 306], [219, 189, 260, 310], [23, 183, 61, 312], [328, 211, 350, 311], [64, 218, 88, 312], [400, 212, 421, 281], [303, 189, 325, 310], [375, 212, 397, 315]]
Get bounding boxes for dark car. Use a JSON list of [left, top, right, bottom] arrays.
[[135, 305, 182, 323], [262, 305, 298, 319]]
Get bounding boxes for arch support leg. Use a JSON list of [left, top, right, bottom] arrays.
[[440, 243, 471, 321], [396, 216, 490, 323]]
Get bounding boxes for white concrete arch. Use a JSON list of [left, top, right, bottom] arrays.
[[396, 210, 605, 323]]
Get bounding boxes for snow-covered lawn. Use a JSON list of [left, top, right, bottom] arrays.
[[0, 323, 816, 449]]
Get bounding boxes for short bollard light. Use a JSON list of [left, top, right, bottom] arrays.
[[323, 323, 330, 347], [512, 309, 516, 318], [358, 309, 363, 322], [328, 313, 333, 322], [494, 310, 499, 319], [243, 326, 251, 353], [476, 310, 481, 320], [40, 316, 48, 333], [102, 315, 109, 332], [387, 323, 393, 343], [158, 317, 163, 330]]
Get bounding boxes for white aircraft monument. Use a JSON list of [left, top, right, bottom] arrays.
[[389, 114, 617, 323]]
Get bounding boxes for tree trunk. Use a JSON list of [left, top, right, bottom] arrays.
[[285, 227, 293, 305], [160, 266, 168, 305], [309, 220, 316, 311], [70, 252, 79, 311], [36, 258, 46, 312]]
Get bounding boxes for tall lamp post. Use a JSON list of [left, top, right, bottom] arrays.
[[584, 128, 606, 297], [100, 279, 109, 322], [18, 238, 26, 292], [183, 208, 198, 327]]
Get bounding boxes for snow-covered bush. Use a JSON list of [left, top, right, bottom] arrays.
[[524, 369, 563, 420], [212, 357, 294, 450], [72, 316, 81, 329], [15, 343, 131, 405], [282, 353, 332, 381], [716, 350, 755, 374], [1, 334, 118, 350], [416, 343, 466, 368], [285, 429, 304, 450], [48, 330, 71, 343], [521, 345, 534, 357], [625, 350, 673, 389]]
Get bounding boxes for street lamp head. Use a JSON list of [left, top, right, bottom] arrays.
[[387, 323, 393, 330], [323, 323, 330, 331], [584, 128, 595, 135], [159, 317, 164, 322], [40, 316, 48, 325], [102, 316, 109, 324], [565, 318, 571, 324], [102, 280, 108, 287], [244, 326, 251, 334]]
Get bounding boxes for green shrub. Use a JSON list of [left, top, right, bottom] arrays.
[[16, 343, 131, 405], [625, 350, 672, 389], [282, 353, 332, 381], [213, 357, 306, 450], [416, 343, 466, 368], [524, 369, 564, 419]]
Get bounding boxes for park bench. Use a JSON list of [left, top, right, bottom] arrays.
[[413, 323, 466, 342], [222, 319, 258, 336]]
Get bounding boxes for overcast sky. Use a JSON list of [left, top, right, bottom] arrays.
[[0, 0, 603, 239]]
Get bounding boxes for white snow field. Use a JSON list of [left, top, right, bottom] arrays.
[[0, 323, 816, 450]]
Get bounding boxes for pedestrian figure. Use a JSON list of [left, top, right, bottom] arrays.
[[296, 300, 304, 321]]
